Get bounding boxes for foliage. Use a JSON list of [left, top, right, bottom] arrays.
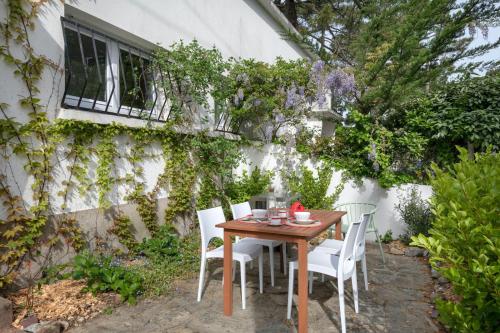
[[108, 214, 139, 254], [287, 164, 344, 209], [153, 40, 229, 121], [138, 224, 180, 263], [395, 186, 433, 244], [132, 231, 200, 297], [162, 136, 197, 227], [379, 230, 393, 244], [225, 167, 273, 206], [390, 74, 500, 155], [276, 0, 500, 114], [411, 148, 500, 332], [72, 251, 143, 304]]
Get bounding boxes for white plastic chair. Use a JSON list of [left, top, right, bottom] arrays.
[[197, 206, 264, 309], [331, 203, 385, 263], [231, 202, 287, 287], [287, 214, 370, 333], [314, 208, 374, 291]]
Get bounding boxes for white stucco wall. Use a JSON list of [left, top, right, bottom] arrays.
[[239, 144, 433, 241], [0, 1, 430, 242], [65, 0, 307, 62], [0, 0, 308, 213]]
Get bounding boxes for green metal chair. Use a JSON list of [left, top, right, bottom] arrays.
[[330, 203, 385, 263]]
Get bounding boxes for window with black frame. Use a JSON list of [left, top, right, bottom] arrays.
[[118, 49, 155, 117], [62, 19, 164, 121], [63, 26, 107, 109]]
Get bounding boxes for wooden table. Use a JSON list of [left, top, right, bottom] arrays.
[[216, 210, 345, 333]]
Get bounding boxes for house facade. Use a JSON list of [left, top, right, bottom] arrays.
[[0, 0, 321, 247], [0, 0, 425, 256]]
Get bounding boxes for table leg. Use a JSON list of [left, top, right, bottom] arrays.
[[279, 244, 285, 274], [223, 231, 233, 316], [297, 239, 308, 333], [335, 221, 342, 240]]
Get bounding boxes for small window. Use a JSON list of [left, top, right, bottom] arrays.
[[64, 26, 107, 107], [118, 49, 155, 114]]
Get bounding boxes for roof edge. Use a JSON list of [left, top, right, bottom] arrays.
[[256, 0, 316, 59]]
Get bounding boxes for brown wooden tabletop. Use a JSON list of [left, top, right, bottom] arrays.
[[216, 209, 346, 333]]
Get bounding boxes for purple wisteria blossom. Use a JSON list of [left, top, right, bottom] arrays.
[[275, 113, 286, 124], [312, 60, 325, 73], [264, 124, 274, 143], [285, 84, 298, 108], [253, 98, 261, 106], [237, 88, 244, 100], [309, 62, 357, 108], [236, 73, 249, 83], [367, 142, 377, 161]]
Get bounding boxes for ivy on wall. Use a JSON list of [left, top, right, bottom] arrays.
[[0, 0, 348, 292]]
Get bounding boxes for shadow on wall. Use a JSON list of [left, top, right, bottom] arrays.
[[0, 1, 64, 221]]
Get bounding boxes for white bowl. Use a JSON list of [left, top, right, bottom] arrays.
[[252, 209, 267, 219], [294, 211, 311, 221]]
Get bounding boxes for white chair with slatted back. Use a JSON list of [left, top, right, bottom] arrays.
[[230, 202, 287, 287], [313, 208, 374, 291], [287, 214, 370, 333], [197, 206, 263, 309], [331, 203, 385, 263]]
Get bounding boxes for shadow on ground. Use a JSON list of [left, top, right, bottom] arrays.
[[69, 244, 440, 333]]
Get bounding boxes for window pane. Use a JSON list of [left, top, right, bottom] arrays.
[[119, 49, 154, 111], [64, 28, 106, 102]]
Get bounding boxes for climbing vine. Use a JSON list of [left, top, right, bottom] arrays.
[[0, 0, 348, 294]]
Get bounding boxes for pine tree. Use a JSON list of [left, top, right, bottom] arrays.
[[274, 0, 500, 115]]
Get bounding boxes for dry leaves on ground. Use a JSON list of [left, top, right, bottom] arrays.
[[8, 279, 118, 328]]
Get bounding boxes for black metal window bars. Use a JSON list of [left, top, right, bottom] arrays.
[[61, 17, 239, 134]]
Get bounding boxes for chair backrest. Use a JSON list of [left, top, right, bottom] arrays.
[[335, 203, 376, 230], [230, 202, 252, 220], [337, 219, 361, 275], [354, 213, 372, 258], [197, 206, 225, 254]]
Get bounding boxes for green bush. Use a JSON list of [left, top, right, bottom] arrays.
[[225, 167, 273, 205], [412, 148, 500, 332], [138, 224, 181, 262], [287, 165, 344, 209], [132, 231, 200, 296], [395, 186, 433, 244], [379, 230, 393, 244], [72, 251, 143, 304]]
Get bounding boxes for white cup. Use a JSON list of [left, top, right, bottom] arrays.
[[294, 211, 311, 222], [270, 218, 281, 226]]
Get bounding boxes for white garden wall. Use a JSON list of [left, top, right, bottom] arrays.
[[240, 144, 433, 242]]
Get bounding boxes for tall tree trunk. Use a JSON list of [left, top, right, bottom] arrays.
[[274, 0, 298, 27]]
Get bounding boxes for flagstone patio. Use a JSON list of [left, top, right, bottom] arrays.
[[69, 244, 441, 333]]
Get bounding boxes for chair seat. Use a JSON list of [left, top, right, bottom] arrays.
[[240, 237, 283, 248], [290, 249, 355, 279], [206, 238, 262, 262], [318, 239, 365, 260]]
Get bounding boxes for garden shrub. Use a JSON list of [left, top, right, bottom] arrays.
[[132, 231, 200, 297], [412, 148, 500, 332], [379, 230, 393, 244], [72, 251, 143, 304], [138, 224, 181, 262], [395, 186, 433, 244], [287, 165, 344, 209]]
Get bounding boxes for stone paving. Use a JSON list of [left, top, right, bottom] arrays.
[[70, 244, 441, 333]]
